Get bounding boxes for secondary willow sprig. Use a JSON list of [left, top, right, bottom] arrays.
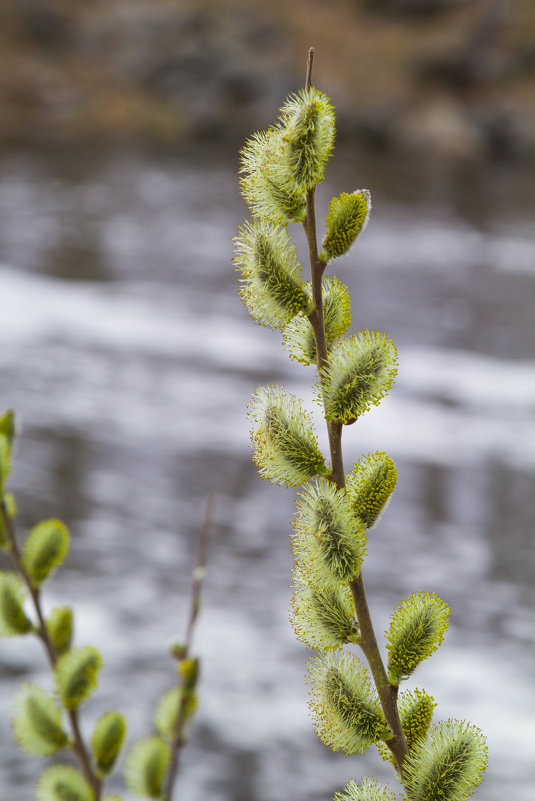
[[234, 48, 487, 801], [1, 409, 210, 801]]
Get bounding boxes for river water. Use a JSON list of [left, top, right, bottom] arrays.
[[0, 145, 533, 800]]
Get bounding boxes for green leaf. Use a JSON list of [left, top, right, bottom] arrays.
[[234, 220, 312, 330], [0, 571, 33, 636], [386, 591, 450, 684], [12, 683, 69, 756], [22, 519, 70, 587], [307, 651, 388, 755], [334, 776, 396, 801], [249, 385, 328, 486], [403, 720, 488, 801], [46, 607, 74, 655], [37, 764, 94, 801], [321, 190, 371, 261], [346, 451, 397, 530], [124, 736, 171, 799], [321, 331, 398, 424], [55, 646, 103, 710], [91, 711, 127, 777]]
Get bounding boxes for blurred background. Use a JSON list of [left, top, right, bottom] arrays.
[[0, 0, 534, 799]]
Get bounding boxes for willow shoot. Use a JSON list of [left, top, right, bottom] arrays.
[[234, 47, 487, 801], [0, 412, 210, 800]]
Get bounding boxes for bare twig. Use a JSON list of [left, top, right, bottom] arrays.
[[162, 495, 215, 801]]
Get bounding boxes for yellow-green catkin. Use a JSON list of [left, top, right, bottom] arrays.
[[400, 688, 436, 752], [234, 220, 312, 329], [290, 573, 360, 651], [124, 736, 171, 799], [22, 519, 70, 587], [321, 190, 371, 262], [346, 452, 397, 529], [12, 684, 69, 756], [334, 776, 397, 801], [249, 385, 329, 486], [307, 651, 388, 755], [321, 331, 398, 424], [403, 720, 488, 801], [0, 572, 33, 636], [386, 591, 450, 684], [283, 276, 351, 365], [91, 711, 127, 777], [55, 646, 103, 710]]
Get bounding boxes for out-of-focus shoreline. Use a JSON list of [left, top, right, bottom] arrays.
[[1, 0, 535, 161]]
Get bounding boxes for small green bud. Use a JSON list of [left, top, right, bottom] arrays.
[[169, 641, 187, 660], [46, 607, 74, 655], [403, 720, 488, 801], [279, 87, 336, 191], [321, 190, 371, 262], [283, 276, 351, 366], [293, 479, 366, 587], [22, 519, 70, 588], [234, 220, 312, 330], [249, 385, 328, 487], [0, 571, 33, 636], [178, 656, 200, 692], [386, 591, 450, 684], [124, 736, 171, 799], [334, 776, 397, 801], [90, 711, 127, 777], [154, 686, 198, 741], [55, 646, 103, 709], [0, 409, 16, 446], [12, 683, 69, 756], [346, 451, 397, 530], [37, 764, 94, 801], [321, 331, 398, 424], [0, 432, 11, 492], [1, 492, 18, 549], [290, 572, 359, 652], [307, 651, 388, 755]]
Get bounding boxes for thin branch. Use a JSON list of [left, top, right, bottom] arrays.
[[301, 51, 408, 775], [163, 495, 215, 801], [0, 500, 102, 798]]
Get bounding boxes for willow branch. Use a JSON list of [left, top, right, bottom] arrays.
[[162, 495, 214, 801], [301, 50, 408, 775], [0, 500, 101, 798]]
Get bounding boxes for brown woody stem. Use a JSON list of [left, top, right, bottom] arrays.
[[301, 49, 408, 775]]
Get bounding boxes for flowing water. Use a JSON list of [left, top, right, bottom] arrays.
[[0, 145, 534, 800]]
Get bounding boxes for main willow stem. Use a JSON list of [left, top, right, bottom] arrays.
[[302, 46, 408, 776]]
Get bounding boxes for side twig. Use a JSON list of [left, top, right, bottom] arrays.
[[162, 495, 214, 801], [0, 500, 102, 798]]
